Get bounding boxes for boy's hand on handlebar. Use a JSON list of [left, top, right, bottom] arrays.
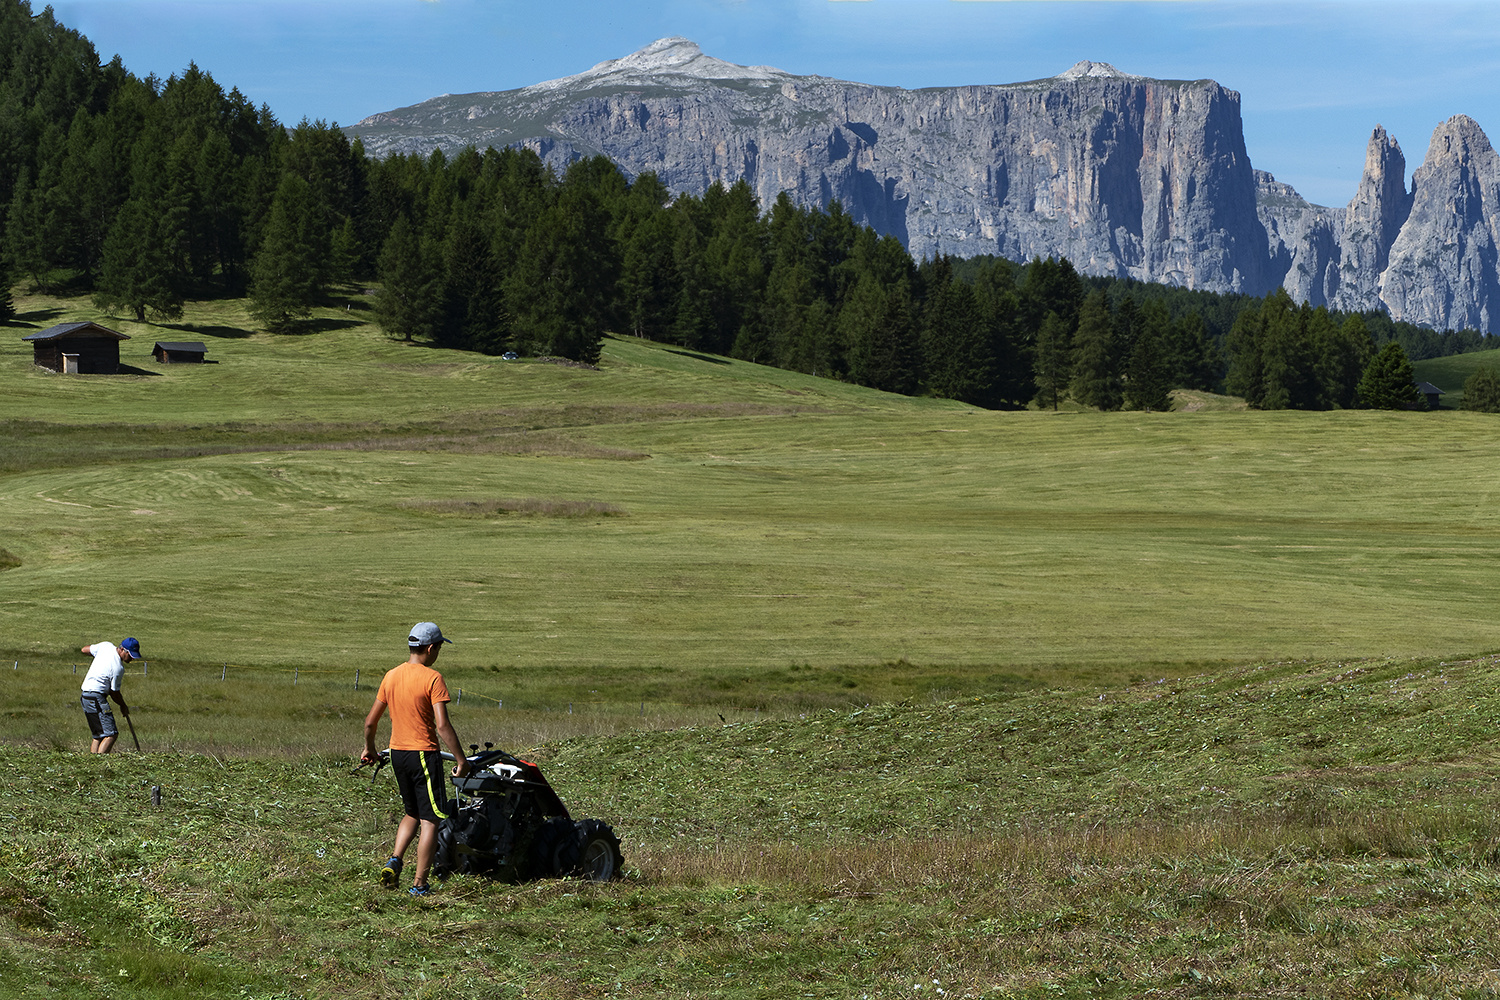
[[451, 756, 470, 778]]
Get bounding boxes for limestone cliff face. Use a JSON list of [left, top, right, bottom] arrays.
[[350, 39, 1500, 331], [350, 39, 1269, 293], [1257, 169, 1340, 308], [1380, 116, 1500, 331], [1330, 126, 1412, 312]]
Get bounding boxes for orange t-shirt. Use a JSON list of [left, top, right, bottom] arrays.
[[375, 661, 452, 751]]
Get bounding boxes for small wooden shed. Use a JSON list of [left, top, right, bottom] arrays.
[[152, 341, 208, 364], [1416, 381, 1444, 410], [24, 322, 130, 374]]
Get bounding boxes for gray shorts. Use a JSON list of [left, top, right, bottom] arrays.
[[81, 692, 117, 739]]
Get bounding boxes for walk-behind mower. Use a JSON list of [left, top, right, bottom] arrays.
[[358, 743, 624, 882]]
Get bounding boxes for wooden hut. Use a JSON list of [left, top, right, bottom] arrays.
[[24, 322, 130, 374], [152, 341, 208, 364], [1415, 381, 1444, 410]]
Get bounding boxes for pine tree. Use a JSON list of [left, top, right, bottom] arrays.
[[1357, 342, 1420, 410], [1032, 310, 1073, 410], [248, 173, 320, 332], [1069, 290, 1120, 410], [842, 273, 919, 395], [374, 215, 440, 342], [505, 181, 616, 363], [1462, 366, 1500, 412], [93, 196, 184, 321], [1316, 314, 1375, 409], [921, 272, 991, 405]]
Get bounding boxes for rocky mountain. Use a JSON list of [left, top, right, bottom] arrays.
[[348, 38, 1500, 332]]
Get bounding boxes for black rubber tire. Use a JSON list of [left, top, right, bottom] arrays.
[[573, 818, 624, 881], [432, 816, 458, 880], [526, 815, 581, 880]]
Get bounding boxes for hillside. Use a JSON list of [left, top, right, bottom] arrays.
[[7, 293, 1500, 684], [6, 292, 1500, 996]]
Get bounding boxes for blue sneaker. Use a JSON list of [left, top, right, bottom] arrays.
[[409, 884, 432, 897], [380, 856, 402, 889]]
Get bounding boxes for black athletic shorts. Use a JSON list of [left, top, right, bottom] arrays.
[[81, 692, 117, 740], [390, 749, 452, 824]]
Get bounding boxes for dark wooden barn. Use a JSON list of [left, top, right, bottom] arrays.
[[24, 322, 130, 374], [152, 341, 207, 364], [1415, 381, 1444, 410]]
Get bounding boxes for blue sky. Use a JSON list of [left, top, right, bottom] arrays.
[[48, 1, 1500, 209]]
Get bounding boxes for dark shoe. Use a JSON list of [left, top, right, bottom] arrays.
[[409, 883, 431, 897], [381, 856, 402, 889]]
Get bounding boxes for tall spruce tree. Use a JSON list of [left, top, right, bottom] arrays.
[[248, 173, 320, 331], [1357, 341, 1420, 410], [1069, 290, 1120, 410], [374, 214, 439, 342], [1032, 310, 1073, 410]]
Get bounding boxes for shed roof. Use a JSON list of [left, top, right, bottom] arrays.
[[23, 321, 129, 342], [153, 341, 207, 353], [1416, 382, 1444, 395]]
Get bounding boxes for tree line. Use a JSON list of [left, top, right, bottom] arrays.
[[3, 0, 1496, 412]]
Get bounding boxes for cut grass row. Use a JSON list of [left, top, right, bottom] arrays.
[[5, 292, 1500, 688], [3, 652, 1500, 998]]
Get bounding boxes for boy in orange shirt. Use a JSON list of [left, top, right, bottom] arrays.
[[361, 621, 470, 895]]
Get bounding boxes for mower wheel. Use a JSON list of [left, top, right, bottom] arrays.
[[574, 818, 624, 881], [528, 816, 582, 879]]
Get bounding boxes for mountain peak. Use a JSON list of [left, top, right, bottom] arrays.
[[1057, 61, 1133, 81], [526, 37, 792, 94]]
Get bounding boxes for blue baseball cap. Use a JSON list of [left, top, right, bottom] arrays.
[[408, 622, 452, 647], [121, 637, 142, 659]]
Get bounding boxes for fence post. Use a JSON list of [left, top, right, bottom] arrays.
[[221, 663, 226, 681], [354, 669, 359, 691], [142, 660, 147, 678], [293, 667, 298, 685], [456, 688, 462, 704]]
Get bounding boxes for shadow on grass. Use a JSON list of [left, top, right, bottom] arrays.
[[667, 349, 731, 365], [9, 307, 65, 328], [160, 322, 254, 340], [116, 364, 163, 377], [274, 317, 364, 336]]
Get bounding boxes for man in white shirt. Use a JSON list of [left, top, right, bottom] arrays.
[[80, 637, 140, 753]]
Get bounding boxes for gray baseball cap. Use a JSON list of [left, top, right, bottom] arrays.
[[408, 622, 452, 647]]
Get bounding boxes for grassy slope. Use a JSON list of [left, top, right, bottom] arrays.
[[3, 653, 1500, 998], [6, 294, 1500, 698], [1414, 348, 1500, 406], [6, 293, 1500, 997]]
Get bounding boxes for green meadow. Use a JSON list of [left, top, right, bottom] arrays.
[[4, 291, 1500, 998]]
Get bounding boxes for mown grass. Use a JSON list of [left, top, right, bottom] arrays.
[[6, 292, 1500, 997], [4, 653, 1500, 998], [6, 295, 1500, 677]]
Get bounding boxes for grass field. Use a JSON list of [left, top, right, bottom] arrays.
[[5, 291, 1500, 997]]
